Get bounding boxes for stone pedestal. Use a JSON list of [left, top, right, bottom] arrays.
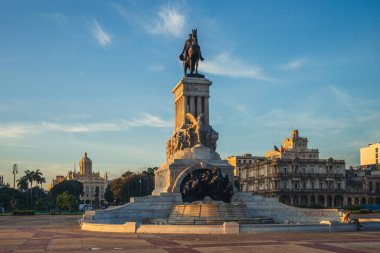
[[154, 76, 234, 198], [153, 145, 234, 196], [173, 77, 212, 130]]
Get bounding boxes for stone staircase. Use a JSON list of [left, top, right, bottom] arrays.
[[165, 202, 274, 225]]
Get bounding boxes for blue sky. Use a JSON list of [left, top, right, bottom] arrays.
[[1, 0, 380, 187]]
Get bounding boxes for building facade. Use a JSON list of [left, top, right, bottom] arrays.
[[49, 153, 109, 207], [227, 154, 263, 176], [360, 142, 380, 167], [240, 130, 346, 208], [345, 167, 380, 206]]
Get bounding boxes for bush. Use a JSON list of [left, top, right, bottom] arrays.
[[13, 210, 35, 215], [309, 203, 324, 209], [342, 205, 361, 211]]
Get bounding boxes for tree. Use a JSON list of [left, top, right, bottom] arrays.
[[24, 170, 35, 207], [104, 184, 114, 204], [49, 180, 84, 199], [94, 186, 100, 208], [108, 170, 155, 204], [24, 170, 35, 190], [56, 191, 78, 212], [33, 169, 44, 201], [17, 176, 29, 191]]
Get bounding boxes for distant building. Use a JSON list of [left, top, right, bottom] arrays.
[[0, 175, 7, 188], [360, 142, 380, 167], [239, 130, 346, 208], [227, 154, 263, 176], [49, 153, 109, 207], [345, 166, 380, 205]]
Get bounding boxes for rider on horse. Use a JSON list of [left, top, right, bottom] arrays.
[[181, 33, 204, 61]]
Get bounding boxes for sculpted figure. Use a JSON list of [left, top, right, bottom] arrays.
[[186, 113, 207, 146], [206, 127, 219, 151], [179, 29, 204, 76], [174, 128, 188, 151], [180, 168, 234, 203]]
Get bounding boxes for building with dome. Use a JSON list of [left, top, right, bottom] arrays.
[[49, 153, 109, 207]]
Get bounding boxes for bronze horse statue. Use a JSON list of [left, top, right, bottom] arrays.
[[181, 29, 202, 76]]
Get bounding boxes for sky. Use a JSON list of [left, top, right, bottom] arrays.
[[1, 0, 380, 187]]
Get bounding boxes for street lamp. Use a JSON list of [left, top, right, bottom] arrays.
[[139, 179, 142, 197], [12, 164, 18, 189]]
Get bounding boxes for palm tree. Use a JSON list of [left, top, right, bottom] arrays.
[[38, 176, 46, 190], [33, 169, 44, 199], [17, 176, 29, 191], [24, 170, 35, 207]]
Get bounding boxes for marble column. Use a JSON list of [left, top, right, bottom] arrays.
[[204, 97, 209, 125], [196, 96, 203, 117], [190, 96, 195, 116]]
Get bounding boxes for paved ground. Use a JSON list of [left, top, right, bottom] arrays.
[[1, 215, 380, 253]]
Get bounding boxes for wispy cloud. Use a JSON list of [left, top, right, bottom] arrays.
[[147, 5, 186, 38], [279, 58, 305, 70], [201, 53, 274, 81], [0, 114, 171, 138], [44, 12, 66, 23], [148, 64, 165, 72], [88, 19, 112, 47]]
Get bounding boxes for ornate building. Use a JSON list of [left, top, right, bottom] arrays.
[[239, 130, 346, 208], [345, 167, 380, 205], [227, 154, 263, 176], [49, 153, 109, 207]]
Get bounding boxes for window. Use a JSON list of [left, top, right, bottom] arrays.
[[320, 182, 323, 189], [303, 182, 306, 189], [338, 183, 341, 190], [284, 182, 287, 189], [284, 168, 287, 174], [312, 182, 314, 189]]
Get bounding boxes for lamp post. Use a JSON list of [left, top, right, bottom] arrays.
[[139, 179, 142, 197], [12, 164, 18, 189]]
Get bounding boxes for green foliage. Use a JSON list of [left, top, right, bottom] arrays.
[[49, 180, 84, 199], [108, 168, 155, 204], [342, 205, 361, 211], [104, 184, 114, 204], [56, 191, 78, 212], [17, 176, 29, 190], [12, 210, 35, 215]]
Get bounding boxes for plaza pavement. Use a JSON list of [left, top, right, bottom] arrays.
[[0, 215, 380, 253]]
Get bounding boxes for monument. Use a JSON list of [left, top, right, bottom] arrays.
[[81, 29, 344, 234]]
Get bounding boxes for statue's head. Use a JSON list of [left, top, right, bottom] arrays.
[[188, 33, 192, 38]]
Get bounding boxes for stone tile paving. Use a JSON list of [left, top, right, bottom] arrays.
[[0, 215, 380, 253]]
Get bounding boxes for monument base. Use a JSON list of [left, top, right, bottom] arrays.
[[81, 192, 343, 229], [153, 145, 234, 197]]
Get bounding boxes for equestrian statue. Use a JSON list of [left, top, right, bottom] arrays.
[[179, 29, 204, 77]]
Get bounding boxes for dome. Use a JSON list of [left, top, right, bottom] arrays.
[[79, 152, 92, 175]]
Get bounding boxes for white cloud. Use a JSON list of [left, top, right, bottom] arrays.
[[49, 12, 66, 23], [0, 114, 171, 138], [200, 53, 274, 81], [89, 19, 112, 47], [280, 58, 305, 70], [148, 64, 165, 72], [148, 6, 186, 38]]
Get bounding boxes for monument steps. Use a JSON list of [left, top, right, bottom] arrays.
[[164, 202, 274, 225]]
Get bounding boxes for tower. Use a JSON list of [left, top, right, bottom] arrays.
[[79, 152, 92, 175]]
